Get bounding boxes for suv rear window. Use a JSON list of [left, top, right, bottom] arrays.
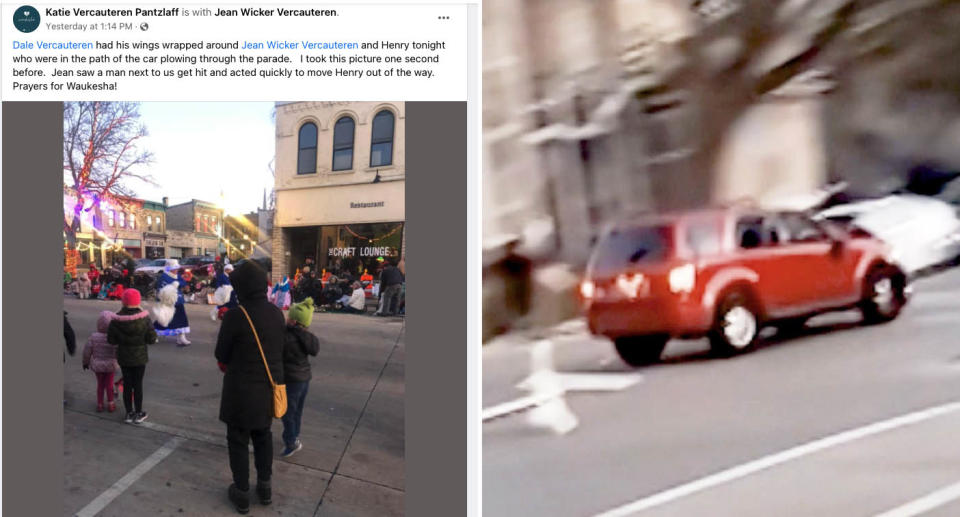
[[589, 225, 673, 276]]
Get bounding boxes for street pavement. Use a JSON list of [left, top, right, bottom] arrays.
[[63, 297, 404, 517], [483, 268, 960, 516]]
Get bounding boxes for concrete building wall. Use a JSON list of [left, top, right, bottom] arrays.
[[165, 203, 194, 232], [275, 101, 405, 190], [714, 99, 827, 206]]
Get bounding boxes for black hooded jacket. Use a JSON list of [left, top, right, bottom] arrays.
[[215, 261, 285, 429], [283, 324, 320, 383]]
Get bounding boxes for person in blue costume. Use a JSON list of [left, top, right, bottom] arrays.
[[212, 263, 239, 321], [152, 259, 192, 346]]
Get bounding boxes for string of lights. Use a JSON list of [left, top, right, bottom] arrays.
[[342, 224, 402, 243]]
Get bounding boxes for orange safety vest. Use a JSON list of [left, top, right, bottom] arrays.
[[361, 273, 374, 291]]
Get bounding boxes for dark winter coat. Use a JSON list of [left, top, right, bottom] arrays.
[[108, 307, 158, 367], [283, 324, 320, 383], [380, 264, 404, 287], [64, 312, 77, 362], [215, 261, 285, 429]]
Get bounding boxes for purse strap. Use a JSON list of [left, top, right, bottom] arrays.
[[238, 305, 276, 387]]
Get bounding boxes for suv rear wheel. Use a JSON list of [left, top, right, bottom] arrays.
[[614, 335, 669, 367], [709, 291, 760, 356], [860, 266, 905, 324]]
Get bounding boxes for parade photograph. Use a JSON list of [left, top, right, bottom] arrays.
[[62, 101, 406, 516], [482, 1, 960, 516]]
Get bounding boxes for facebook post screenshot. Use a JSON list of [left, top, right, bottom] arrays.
[[1, 1, 479, 516]]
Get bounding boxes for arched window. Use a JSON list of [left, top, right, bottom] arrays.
[[297, 123, 318, 174], [332, 116, 355, 171], [370, 110, 394, 167]]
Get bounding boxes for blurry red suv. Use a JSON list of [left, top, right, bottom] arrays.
[[582, 206, 908, 366]]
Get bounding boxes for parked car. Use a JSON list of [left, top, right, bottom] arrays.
[[814, 194, 960, 276], [135, 258, 179, 275], [581, 206, 908, 366], [181, 255, 217, 276], [135, 258, 156, 268]]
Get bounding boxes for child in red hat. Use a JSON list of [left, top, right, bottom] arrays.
[[108, 288, 158, 424]]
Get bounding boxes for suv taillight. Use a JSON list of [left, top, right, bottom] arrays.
[[668, 263, 696, 294], [580, 280, 595, 300]]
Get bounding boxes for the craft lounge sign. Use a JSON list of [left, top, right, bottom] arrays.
[[328, 246, 397, 257]]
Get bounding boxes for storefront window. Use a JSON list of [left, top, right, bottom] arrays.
[[288, 222, 403, 278]]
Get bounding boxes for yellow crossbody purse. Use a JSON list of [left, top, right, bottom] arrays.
[[239, 305, 287, 419]]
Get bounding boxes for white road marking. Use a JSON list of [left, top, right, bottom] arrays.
[[75, 436, 184, 517], [593, 401, 960, 517], [516, 372, 644, 392], [873, 479, 960, 517], [482, 391, 563, 421]]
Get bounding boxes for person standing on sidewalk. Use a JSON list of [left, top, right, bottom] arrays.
[[375, 259, 404, 316], [280, 297, 320, 457], [215, 261, 285, 514], [108, 289, 157, 425], [82, 311, 120, 413], [64, 311, 76, 363]]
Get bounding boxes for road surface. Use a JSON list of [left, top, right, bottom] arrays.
[[483, 268, 960, 516]]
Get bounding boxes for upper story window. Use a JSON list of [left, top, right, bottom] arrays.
[[129, 213, 136, 230], [119, 212, 126, 228], [297, 123, 318, 174], [108, 210, 115, 227], [332, 116, 355, 171], [157, 217, 163, 233], [147, 215, 153, 229], [370, 110, 395, 167]]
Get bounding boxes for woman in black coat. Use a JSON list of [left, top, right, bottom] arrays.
[[214, 261, 285, 512]]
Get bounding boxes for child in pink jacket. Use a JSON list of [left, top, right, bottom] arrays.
[[82, 311, 121, 412]]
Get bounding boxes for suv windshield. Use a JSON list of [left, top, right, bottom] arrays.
[[589, 225, 673, 277]]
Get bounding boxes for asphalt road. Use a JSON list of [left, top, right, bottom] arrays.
[[483, 268, 960, 517], [63, 297, 404, 517]]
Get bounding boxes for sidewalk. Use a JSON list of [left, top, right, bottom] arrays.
[[63, 298, 404, 516]]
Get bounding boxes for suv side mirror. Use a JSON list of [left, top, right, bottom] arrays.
[[830, 237, 844, 255]]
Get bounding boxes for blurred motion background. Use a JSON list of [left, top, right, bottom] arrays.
[[482, 0, 960, 341]]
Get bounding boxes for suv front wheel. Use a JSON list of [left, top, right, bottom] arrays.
[[614, 335, 669, 367], [860, 266, 906, 324], [709, 291, 760, 356]]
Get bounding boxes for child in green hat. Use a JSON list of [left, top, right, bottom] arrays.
[[280, 297, 321, 458]]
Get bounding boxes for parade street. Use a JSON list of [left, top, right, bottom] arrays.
[[63, 297, 404, 517], [483, 268, 960, 517]]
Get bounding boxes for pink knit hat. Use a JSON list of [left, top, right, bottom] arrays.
[[121, 288, 141, 308]]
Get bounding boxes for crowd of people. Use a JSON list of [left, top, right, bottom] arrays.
[[65, 261, 323, 514], [65, 260, 139, 301], [288, 257, 406, 316]]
